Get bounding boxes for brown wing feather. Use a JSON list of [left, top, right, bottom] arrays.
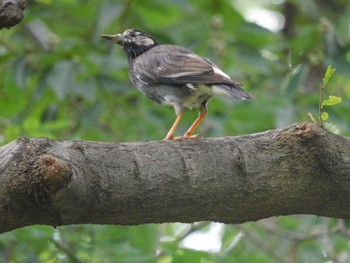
[[133, 44, 238, 86]]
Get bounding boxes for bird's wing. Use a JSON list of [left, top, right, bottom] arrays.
[[133, 45, 242, 87]]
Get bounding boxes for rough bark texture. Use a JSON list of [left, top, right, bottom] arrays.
[[1, 123, 350, 234], [0, 0, 27, 29]]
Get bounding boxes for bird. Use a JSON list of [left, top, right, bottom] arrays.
[[101, 29, 254, 140]]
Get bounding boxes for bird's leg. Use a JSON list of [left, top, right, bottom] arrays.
[[183, 111, 207, 139], [164, 112, 184, 140], [183, 103, 208, 139]]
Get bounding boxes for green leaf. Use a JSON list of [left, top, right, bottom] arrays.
[[322, 95, 342, 106], [322, 66, 336, 86], [321, 112, 329, 121]]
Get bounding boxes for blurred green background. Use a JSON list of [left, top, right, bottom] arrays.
[[1, 0, 350, 262]]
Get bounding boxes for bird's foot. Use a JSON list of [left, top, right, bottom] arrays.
[[182, 134, 200, 139], [164, 134, 182, 141], [164, 134, 200, 140]]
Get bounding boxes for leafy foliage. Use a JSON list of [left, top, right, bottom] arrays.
[[1, 0, 350, 262], [318, 66, 341, 125], [308, 66, 341, 126]]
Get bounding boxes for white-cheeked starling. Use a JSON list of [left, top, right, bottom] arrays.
[[101, 29, 254, 140]]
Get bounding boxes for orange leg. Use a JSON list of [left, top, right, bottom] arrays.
[[183, 110, 207, 139], [164, 112, 184, 140]]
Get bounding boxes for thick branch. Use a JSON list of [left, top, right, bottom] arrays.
[[0, 0, 27, 29], [1, 123, 350, 234]]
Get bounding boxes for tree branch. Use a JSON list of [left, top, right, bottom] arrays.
[[1, 123, 350, 234], [0, 0, 27, 29]]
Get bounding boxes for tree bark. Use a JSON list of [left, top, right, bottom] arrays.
[[1, 123, 350, 234], [0, 0, 27, 29]]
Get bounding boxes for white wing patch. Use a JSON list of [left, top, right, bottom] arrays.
[[213, 66, 231, 79], [186, 53, 198, 58], [165, 71, 200, 78]]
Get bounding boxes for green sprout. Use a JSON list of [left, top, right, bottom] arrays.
[[309, 66, 341, 127]]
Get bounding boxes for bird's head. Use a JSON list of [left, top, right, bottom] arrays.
[[101, 29, 158, 60]]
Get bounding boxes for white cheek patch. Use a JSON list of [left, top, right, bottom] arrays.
[[138, 37, 154, 46]]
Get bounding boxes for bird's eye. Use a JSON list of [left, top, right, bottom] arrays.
[[129, 31, 136, 37]]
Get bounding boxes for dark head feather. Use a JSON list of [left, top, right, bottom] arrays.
[[101, 29, 158, 62], [124, 30, 158, 60]]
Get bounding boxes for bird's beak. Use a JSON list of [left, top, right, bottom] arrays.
[[100, 33, 125, 45]]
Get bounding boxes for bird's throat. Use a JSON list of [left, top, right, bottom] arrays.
[[124, 44, 156, 63]]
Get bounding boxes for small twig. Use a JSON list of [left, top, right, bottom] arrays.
[[257, 220, 341, 242], [236, 225, 285, 263], [308, 113, 318, 126], [52, 239, 85, 263], [319, 81, 324, 127], [321, 219, 340, 263]]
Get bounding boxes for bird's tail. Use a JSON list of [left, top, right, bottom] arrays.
[[213, 84, 255, 100]]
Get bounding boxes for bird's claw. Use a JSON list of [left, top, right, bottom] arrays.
[[164, 134, 175, 140], [164, 134, 200, 141], [183, 134, 200, 139], [164, 135, 183, 141]]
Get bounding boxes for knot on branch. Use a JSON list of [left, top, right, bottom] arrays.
[[38, 154, 72, 193], [275, 123, 320, 148]]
